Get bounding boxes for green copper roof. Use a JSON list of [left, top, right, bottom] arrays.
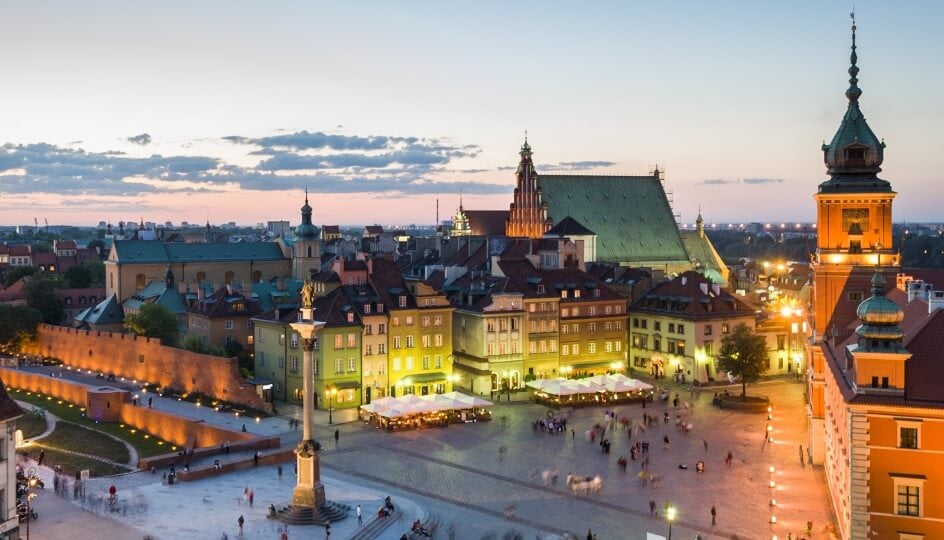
[[538, 175, 689, 264], [74, 294, 124, 325], [819, 18, 891, 194], [680, 230, 727, 281], [113, 240, 287, 264]]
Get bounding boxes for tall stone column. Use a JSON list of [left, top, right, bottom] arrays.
[[289, 328, 325, 508]]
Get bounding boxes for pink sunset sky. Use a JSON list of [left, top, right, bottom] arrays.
[[1, 2, 941, 227]]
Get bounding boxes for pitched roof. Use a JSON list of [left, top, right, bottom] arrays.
[[545, 216, 595, 237], [313, 287, 360, 328], [538, 174, 689, 264], [123, 281, 187, 315], [112, 240, 287, 264], [187, 287, 262, 319], [633, 270, 754, 318], [368, 257, 415, 310], [0, 380, 24, 423], [74, 294, 124, 325], [464, 210, 509, 236], [679, 230, 728, 283]]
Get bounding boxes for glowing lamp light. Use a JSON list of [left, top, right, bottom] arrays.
[[769, 480, 776, 488], [770, 498, 777, 506], [767, 406, 773, 413], [770, 515, 777, 524], [767, 425, 773, 432], [769, 466, 775, 474]]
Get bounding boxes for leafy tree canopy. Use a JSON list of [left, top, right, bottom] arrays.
[[0, 304, 43, 346], [64, 260, 105, 288], [4, 266, 39, 287], [717, 323, 769, 399], [124, 303, 178, 345], [25, 277, 65, 325]]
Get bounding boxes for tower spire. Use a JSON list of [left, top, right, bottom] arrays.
[[846, 10, 861, 104]]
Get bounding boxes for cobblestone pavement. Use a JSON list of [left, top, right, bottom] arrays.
[[15, 362, 835, 539], [320, 380, 837, 540]]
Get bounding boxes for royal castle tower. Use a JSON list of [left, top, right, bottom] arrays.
[[807, 17, 901, 464], [505, 136, 552, 238]]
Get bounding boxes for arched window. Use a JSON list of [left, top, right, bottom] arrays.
[[307, 246, 312, 257], [196, 271, 206, 283], [224, 271, 234, 285], [135, 274, 146, 290]]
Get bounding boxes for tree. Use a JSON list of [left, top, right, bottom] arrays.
[[717, 323, 769, 400], [0, 304, 43, 347], [64, 260, 105, 288], [124, 303, 179, 345], [87, 238, 105, 252], [4, 265, 38, 287], [179, 333, 225, 356], [25, 278, 65, 325]]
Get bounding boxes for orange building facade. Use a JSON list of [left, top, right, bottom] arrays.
[[809, 19, 944, 540]]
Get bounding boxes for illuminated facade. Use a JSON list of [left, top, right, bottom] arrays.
[[810, 18, 944, 540], [807, 16, 899, 465], [504, 137, 552, 238]]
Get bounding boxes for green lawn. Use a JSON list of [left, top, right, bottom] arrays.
[[9, 389, 175, 459], [41, 422, 130, 464], [18, 446, 130, 477], [14, 413, 47, 440]]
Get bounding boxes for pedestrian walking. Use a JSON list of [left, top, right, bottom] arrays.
[[277, 465, 283, 480], [725, 450, 733, 467], [356, 504, 363, 524], [249, 488, 254, 507], [237, 515, 244, 536], [586, 529, 593, 540], [703, 438, 709, 451], [253, 452, 260, 467], [649, 499, 656, 515], [334, 429, 340, 444], [711, 505, 717, 525], [38, 449, 45, 466], [148, 396, 153, 408]]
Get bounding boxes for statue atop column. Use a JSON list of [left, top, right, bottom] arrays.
[[300, 278, 315, 310]]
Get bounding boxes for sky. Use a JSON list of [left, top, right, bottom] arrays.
[[1, 1, 942, 227]]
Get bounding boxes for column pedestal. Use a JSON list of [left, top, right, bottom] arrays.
[[292, 440, 326, 508]]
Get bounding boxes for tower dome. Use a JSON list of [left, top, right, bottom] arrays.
[[295, 189, 318, 240], [855, 272, 904, 341]]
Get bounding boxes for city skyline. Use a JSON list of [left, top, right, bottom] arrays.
[[1, 2, 942, 226]]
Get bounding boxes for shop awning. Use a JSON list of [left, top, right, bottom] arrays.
[[399, 372, 447, 384], [333, 380, 361, 390]]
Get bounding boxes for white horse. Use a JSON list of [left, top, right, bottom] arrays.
[[566, 474, 602, 495], [541, 468, 559, 486]]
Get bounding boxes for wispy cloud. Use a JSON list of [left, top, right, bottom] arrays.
[[126, 133, 152, 145], [0, 129, 510, 197], [698, 177, 784, 186], [540, 160, 617, 171]]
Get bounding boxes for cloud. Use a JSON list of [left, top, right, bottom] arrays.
[[698, 177, 784, 186], [0, 130, 510, 198], [126, 133, 152, 145]]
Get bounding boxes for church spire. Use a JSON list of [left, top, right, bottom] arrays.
[[295, 189, 317, 240]]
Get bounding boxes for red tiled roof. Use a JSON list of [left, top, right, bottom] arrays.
[[903, 308, 944, 402], [633, 270, 755, 318], [464, 210, 509, 236]]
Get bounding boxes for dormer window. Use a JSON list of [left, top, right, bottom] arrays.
[[347, 313, 354, 323], [399, 295, 407, 307], [377, 303, 384, 313], [364, 304, 371, 314], [537, 284, 545, 294], [844, 146, 866, 167]]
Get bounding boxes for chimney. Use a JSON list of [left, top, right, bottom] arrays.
[[699, 282, 708, 295], [930, 290, 944, 314], [242, 280, 252, 299], [277, 277, 286, 291], [226, 283, 233, 295], [274, 308, 280, 321], [197, 286, 205, 301]]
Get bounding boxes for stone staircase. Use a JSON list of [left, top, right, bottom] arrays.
[[347, 508, 401, 540], [271, 501, 350, 526]]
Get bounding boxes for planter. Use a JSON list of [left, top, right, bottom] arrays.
[[717, 394, 770, 412]]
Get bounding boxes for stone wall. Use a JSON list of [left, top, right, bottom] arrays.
[[0, 369, 267, 457], [22, 325, 267, 410]]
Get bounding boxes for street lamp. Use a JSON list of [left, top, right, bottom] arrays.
[[665, 504, 677, 540], [25, 468, 38, 540], [326, 387, 336, 425]]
